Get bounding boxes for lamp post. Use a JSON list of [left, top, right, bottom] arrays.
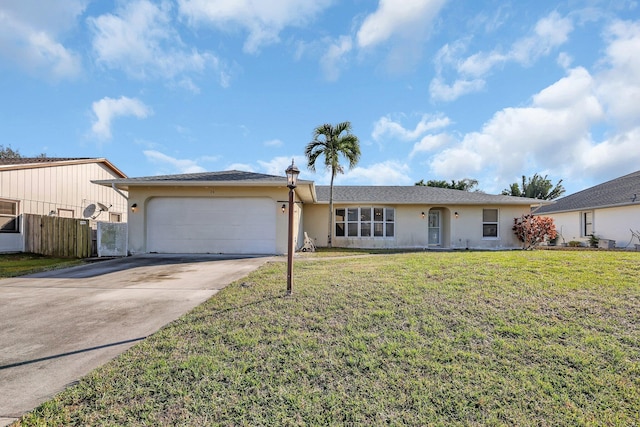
[[285, 160, 300, 295]]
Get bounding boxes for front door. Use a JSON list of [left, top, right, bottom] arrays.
[[428, 210, 441, 246]]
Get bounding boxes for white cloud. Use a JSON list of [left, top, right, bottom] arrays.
[[226, 163, 255, 172], [0, 0, 85, 79], [372, 114, 452, 142], [356, 0, 447, 49], [321, 35, 353, 81], [91, 96, 152, 140], [258, 156, 307, 178], [264, 139, 284, 147], [89, 0, 226, 86], [335, 161, 413, 185], [429, 77, 486, 102], [430, 146, 484, 179], [431, 11, 574, 101], [427, 66, 605, 190], [557, 52, 573, 69], [578, 128, 640, 178], [596, 20, 640, 131], [510, 11, 573, 65], [144, 150, 206, 174], [355, 0, 447, 73], [425, 16, 640, 192], [410, 133, 453, 157], [177, 0, 333, 54]]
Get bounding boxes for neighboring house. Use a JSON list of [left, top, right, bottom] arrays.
[[0, 157, 128, 253], [535, 170, 640, 248], [94, 170, 548, 255]]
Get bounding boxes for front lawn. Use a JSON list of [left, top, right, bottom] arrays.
[[0, 253, 84, 278], [17, 251, 640, 426]]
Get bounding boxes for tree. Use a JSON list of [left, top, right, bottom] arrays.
[[0, 145, 22, 159], [415, 178, 479, 192], [305, 121, 360, 248], [0, 145, 46, 159], [502, 174, 565, 200], [512, 214, 557, 249]]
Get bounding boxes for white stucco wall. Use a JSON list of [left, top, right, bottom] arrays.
[[543, 205, 640, 248], [303, 203, 531, 250]]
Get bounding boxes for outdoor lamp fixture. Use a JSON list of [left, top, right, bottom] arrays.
[[285, 159, 300, 296], [454, 211, 459, 218], [421, 211, 425, 219], [281, 203, 286, 213], [131, 203, 138, 213]]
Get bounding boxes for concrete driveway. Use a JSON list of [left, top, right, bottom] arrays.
[[0, 254, 274, 426]]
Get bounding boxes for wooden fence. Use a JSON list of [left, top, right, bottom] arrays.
[[23, 214, 93, 258]]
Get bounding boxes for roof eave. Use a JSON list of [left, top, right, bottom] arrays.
[[316, 200, 551, 206], [1, 158, 127, 178], [92, 179, 317, 203], [536, 201, 640, 215]]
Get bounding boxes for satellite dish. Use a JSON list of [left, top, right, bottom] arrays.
[[96, 202, 111, 212], [83, 204, 97, 218]]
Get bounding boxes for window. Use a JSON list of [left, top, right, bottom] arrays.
[[58, 209, 74, 218], [482, 208, 498, 238], [110, 213, 122, 223], [335, 207, 394, 238], [0, 199, 19, 232], [581, 211, 593, 237]]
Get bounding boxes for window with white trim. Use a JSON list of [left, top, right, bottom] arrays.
[[335, 207, 394, 238], [581, 211, 593, 237], [482, 208, 499, 238], [58, 209, 74, 218], [0, 199, 19, 232]]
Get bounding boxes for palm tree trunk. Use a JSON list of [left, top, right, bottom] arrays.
[[328, 171, 335, 248]]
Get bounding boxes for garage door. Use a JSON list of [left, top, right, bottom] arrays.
[[146, 197, 277, 254]]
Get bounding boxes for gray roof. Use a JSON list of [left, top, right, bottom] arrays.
[[316, 186, 545, 205], [536, 170, 640, 214], [0, 157, 92, 165], [113, 169, 289, 183]]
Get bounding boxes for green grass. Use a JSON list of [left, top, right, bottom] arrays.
[[0, 253, 84, 277], [16, 251, 640, 426]]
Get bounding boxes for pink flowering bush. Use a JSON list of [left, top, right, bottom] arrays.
[[513, 214, 557, 249]]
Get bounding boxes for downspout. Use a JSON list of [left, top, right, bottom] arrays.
[[112, 183, 129, 200]]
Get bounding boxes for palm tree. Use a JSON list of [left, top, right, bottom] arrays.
[[502, 174, 565, 200], [305, 121, 360, 248]]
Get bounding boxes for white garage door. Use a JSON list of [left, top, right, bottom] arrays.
[[146, 197, 277, 254]]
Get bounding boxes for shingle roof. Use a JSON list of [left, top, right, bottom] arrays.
[[117, 170, 289, 183], [0, 157, 91, 165], [536, 170, 640, 214], [316, 186, 545, 205], [93, 169, 318, 202]]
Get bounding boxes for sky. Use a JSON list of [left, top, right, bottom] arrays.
[[1, 0, 639, 195]]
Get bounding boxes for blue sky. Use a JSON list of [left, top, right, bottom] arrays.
[[1, 0, 639, 195]]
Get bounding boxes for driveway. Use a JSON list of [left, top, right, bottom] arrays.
[[0, 254, 274, 426]]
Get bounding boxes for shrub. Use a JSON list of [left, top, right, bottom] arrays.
[[513, 214, 557, 249]]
